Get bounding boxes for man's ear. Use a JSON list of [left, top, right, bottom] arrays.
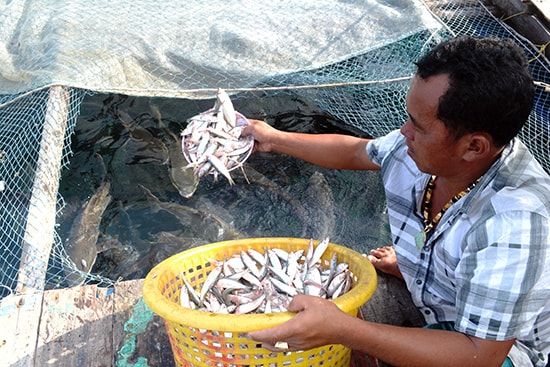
[[462, 132, 493, 162]]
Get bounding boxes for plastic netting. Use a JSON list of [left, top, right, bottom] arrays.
[[0, 0, 548, 299]]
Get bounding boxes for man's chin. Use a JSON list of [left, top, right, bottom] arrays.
[[407, 151, 429, 173], [407, 149, 418, 165]]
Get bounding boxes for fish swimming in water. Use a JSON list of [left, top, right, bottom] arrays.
[[157, 117, 200, 198], [63, 153, 112, 287], [117, 110, 169, 165], [302, 171, 336, 239], [139, 184, 245, 242]]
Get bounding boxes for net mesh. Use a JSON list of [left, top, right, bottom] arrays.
[[0, 0, 548, 298]]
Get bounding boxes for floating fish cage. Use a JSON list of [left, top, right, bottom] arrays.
[[1, 0, 549, 302], [142, 237, 377, 367], [1, 5, 549, 367]]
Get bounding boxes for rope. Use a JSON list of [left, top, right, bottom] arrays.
[[98, 76, 415, 98], [500, 10, 528, 22], [529, 41, 550, 63], [0, 77, 415, 106]]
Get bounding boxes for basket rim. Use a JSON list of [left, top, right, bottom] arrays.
[[142, 237, 377, 332]]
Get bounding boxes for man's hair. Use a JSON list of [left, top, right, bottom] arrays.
[[415, 36, 534, 147]]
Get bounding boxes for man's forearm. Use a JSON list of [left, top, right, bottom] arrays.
[[269, 131, 376, 170], [335, 313, 514, 367]]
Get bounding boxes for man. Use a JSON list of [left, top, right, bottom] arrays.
[[243, 36, 550, 366]]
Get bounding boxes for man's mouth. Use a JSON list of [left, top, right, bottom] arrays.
[[405, 141, 414, 156]]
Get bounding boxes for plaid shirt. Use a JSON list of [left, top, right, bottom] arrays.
[[367, 130, 550, 366]]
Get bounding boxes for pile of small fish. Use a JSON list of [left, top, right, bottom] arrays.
[[181, 88, 254, 185], [179, 237, 353, 314]]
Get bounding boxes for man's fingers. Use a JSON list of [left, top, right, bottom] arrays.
[[286, 295, 308, 313]]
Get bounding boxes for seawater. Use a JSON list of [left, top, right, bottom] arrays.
[[56, 92, 390, 282]]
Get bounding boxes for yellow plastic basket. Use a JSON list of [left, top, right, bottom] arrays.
[[142, 237, 377, 367]]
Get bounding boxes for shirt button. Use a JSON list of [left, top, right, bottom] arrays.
[[424, 309, 431, 315], [416, 279, 422, 285]]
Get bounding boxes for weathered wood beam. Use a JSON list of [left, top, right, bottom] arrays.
[[17, 86, 70, 294]]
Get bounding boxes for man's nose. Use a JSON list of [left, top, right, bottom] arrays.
[[400, 119, 413, 140]]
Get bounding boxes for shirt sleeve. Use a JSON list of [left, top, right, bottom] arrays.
[[366, 129, 404, 167]]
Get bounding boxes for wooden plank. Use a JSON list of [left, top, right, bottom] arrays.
[[5, 279, 175, 367], [34, 284, 115, 367], [0, 292, 44, 367]]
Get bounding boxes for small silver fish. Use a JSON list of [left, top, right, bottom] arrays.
[[178, 237, 353, 315], [269, 277, 298, 297], [180, 88, 253, 190], [235, 293, 265, 314], [240, 250, 263, 279], [216, 88, 236, 128], [199, 265, 223, 306], [309, 237, 329, 267], [180, 281, 192, 308]]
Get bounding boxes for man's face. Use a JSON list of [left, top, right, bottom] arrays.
[[400, 74, 464, 176]]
